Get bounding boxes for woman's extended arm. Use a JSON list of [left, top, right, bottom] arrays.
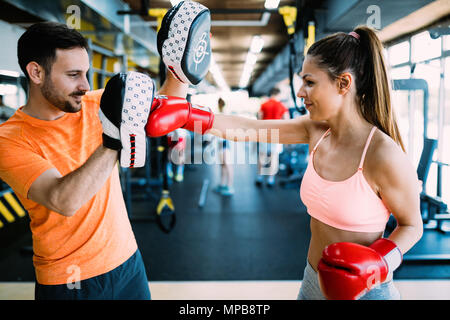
[[209, 113, 313, 145]]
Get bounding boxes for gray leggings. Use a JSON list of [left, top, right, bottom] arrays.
[[297, 261, 401, 300]]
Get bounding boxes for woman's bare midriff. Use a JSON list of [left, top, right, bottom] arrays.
[[307, 217, 392, 281]]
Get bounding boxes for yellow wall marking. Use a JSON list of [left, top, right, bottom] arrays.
[[0, 201, 15, 223], [3, 193, 25, 217]]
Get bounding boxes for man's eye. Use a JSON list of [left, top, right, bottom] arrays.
[[68, 74, 78, 77]]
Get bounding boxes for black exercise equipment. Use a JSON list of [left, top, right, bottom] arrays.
[[283, 2, 306, 117], [388, 79, 450, 261], [121, 138, 160, 218], [155, 135, 176, 233], [121, 136, 176, 233], [393, 79, 429, 139], [156, 190, 176, 233], [417, 138, 450, 233], [278, 144, 309, 189]]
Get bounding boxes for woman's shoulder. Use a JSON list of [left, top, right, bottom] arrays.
[[366, 129, 414, 183], [369, 129, 405, 161]]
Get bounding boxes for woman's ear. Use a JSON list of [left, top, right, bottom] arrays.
[[26, 62, 45, 85], [337, 72, 352, 94]]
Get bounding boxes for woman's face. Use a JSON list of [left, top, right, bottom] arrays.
[[297, 56, 343, 121]]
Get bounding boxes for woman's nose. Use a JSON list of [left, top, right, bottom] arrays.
[[297, 85, 306, 99]]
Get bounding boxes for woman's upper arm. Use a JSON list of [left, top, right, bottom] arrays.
[[373, 142, 422, 228]]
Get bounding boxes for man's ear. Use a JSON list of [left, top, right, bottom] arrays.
[[337, 72, 352, 94], [26, 62, 45, 85]]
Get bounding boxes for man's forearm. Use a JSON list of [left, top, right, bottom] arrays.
[[55, 145, 118, 216]]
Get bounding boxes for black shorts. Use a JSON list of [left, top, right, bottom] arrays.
[[35, 249, 150, 300]]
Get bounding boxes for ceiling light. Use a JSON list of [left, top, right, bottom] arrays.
[[239, 62, 253, 88], [239, 52, 257, 88], [239, 36, 265, 88], [209, 55, 230, 92], [264, 0, 281, 9], [250, 35, 264, 53], [247, 52, 258, 65]]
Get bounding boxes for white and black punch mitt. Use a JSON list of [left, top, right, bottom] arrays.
[[99, 71, 155, 168], [157, 1, 211, 85]]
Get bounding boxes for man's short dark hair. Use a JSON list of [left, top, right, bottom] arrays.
[[269, 87, 280, 97], [18, 22, 89, 79]]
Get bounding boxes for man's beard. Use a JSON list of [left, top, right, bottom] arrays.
[[41, 77, 85, 113]]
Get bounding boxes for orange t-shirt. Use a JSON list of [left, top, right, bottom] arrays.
[[0, 90, 137, 285], [259, 98, 288, 120]]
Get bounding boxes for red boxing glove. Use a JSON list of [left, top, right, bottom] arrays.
[[317, 238, 402, 300], [145, 96, 214, 137]]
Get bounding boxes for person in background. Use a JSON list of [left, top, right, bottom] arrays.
[[213, 97, 234, 196], [167, 128, 188, 182], [256, 87, 289, 187]]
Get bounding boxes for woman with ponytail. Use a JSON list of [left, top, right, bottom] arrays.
[[289, 25, 423, 300], [208, 25, 423, 300], [155, 23, 423, 299]]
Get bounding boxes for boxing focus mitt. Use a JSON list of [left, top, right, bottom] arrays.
[[99, 71, 155, 168], [157, 0, 211, 85]]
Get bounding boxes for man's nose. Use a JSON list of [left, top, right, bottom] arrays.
[[79, 75, 90, 92]]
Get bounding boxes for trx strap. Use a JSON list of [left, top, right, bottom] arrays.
[[156, 189, 176, 234], [155, 13, 176, 234], [279, 6, 306, 116]]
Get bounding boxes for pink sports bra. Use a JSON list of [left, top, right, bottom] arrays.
[[300, 126, 390, 233]]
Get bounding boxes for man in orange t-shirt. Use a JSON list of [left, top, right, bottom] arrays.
[[0, 22, 166, 300], [256, 87, 289, 187]]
